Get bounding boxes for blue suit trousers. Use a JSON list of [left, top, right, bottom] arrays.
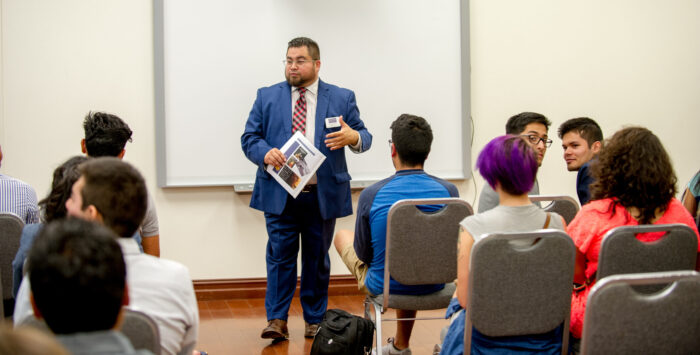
[[263, 190, 335, 324]]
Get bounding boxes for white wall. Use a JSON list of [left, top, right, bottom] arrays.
[[1, 0, 698, 280]]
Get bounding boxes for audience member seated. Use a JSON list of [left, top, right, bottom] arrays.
[[334, 114, 459, 355], [0, 323, 70, 355], [27, 218, 153, 355], [12, 156, 87, 297], [15, 157, 199, 355], [681, 169, 699, 221], [567, 126, 700, 346], [558, 117, 603, 205], [81, 111, 161, 256], [478, 112, 551, 212], [0, 143, 40, 224], [440, 135, 566, 355]]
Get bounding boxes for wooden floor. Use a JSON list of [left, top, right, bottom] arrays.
[[197, 294, 446, 354]]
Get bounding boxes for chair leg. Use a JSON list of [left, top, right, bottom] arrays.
[[364, 297, 383, 351], [374, 303, 383, 351]]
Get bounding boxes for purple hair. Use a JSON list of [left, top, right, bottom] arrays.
[[477, 135, 538, 195]]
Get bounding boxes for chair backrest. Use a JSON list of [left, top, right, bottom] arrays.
[[383, 198, 472, 300], [597, 224, 698, 282], [581, 271, 700, 354], [0, 273, 3, 318], [121, 309, 161, 354], [466, 230, 575, 354], [529, 195, 580, 224], [0, 213, 24, 302]]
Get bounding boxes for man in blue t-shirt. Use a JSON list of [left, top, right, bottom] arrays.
[[334, 114, 458, 355]]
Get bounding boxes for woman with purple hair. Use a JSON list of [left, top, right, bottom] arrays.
[[440, 135, 567, 355]]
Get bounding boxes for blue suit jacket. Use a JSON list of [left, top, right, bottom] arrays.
[[241, 80, 372, 220]]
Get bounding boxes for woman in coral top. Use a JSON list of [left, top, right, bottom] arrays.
[[568, 126, 700, 343]]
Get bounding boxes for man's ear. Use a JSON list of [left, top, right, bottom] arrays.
[[81, 139, 87, 154], [114, 283, 130, 331], [84, 205, 104, 223], [117, 149, 126, 160], [591, 141, 602, 154], [390, 143, 397, 157], [30, 292, 44, 320], [122, 283, 130, 307]]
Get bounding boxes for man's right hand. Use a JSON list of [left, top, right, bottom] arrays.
[[264, 148, 286, 168]]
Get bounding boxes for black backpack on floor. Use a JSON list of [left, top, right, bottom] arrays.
[[310, 308, 375, 355]]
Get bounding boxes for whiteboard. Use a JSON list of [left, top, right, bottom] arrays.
[[154, 0, 472, 189]]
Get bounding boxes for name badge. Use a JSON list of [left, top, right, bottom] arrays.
[[325, 116, 341, 129]]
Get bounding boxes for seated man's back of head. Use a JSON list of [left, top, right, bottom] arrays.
[[28, 219, 151, 354]]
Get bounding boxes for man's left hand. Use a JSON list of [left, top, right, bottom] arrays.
[[324, 116, 359, 151]]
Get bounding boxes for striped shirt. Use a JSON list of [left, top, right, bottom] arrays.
[[0, 174, 40, 224]]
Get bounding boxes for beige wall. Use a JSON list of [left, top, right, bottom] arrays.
[[1, 0, 698, 279]]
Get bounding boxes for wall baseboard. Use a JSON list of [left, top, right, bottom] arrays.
[[193, 275, 362, 300]]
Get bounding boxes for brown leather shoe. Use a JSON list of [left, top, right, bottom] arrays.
[[261, 319, 289, 339], [304, 322, 320, 338]]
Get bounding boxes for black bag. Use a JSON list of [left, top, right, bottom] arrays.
[[310, 308, 375, 355]]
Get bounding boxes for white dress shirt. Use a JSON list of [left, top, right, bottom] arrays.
[[292, 78, 362, 185], [14, 238, 199, 355]]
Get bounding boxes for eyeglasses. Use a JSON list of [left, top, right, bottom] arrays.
[[283, 59, 314, 66], [521, 134, 553, 148], [388, 139, 393, 144]]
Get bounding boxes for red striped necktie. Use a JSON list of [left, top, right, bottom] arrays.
[[292, 87, 307, 134]]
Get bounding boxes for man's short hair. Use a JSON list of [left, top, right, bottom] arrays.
[[28, 219, 126, 335], [83, 111, 133, 157], [390, 114, 433, 166], [505, 112, 551, 135], [557, 117, 603, 147], [288, 37, 320, 60], [79, 157, 147, 238]]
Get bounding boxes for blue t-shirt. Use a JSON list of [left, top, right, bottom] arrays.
[[689, 170, 700, 202], [353, 169, 459, 296]]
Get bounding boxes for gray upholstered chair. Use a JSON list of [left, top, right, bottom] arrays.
[[580, 271, 700, 354], [0, 212, 24, 317], [20, 309, 161, 354], [0, 273, 3, 318], [596, 224, 697, 291], [464, 230, 575, 355], [122, 309, 161, 354], [364, 198, 472, 349], [529, 195, 580, 224]]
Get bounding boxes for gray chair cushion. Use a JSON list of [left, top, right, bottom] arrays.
[[370, 282, 456, 311], [468, 230, 575, 337], [121, 309, 161, 354], [0, 213, 24, 302], [529, 195, 580, 224], [597, 224, 698, 281], [581, 271, 700, 354], [387, 198, 473, 286]]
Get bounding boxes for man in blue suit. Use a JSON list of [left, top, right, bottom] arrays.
[[241, 37, 372, 340]]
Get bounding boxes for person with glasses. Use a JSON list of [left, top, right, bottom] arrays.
[[241, 37, 372, 341], [477, 112, 552, 213]]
